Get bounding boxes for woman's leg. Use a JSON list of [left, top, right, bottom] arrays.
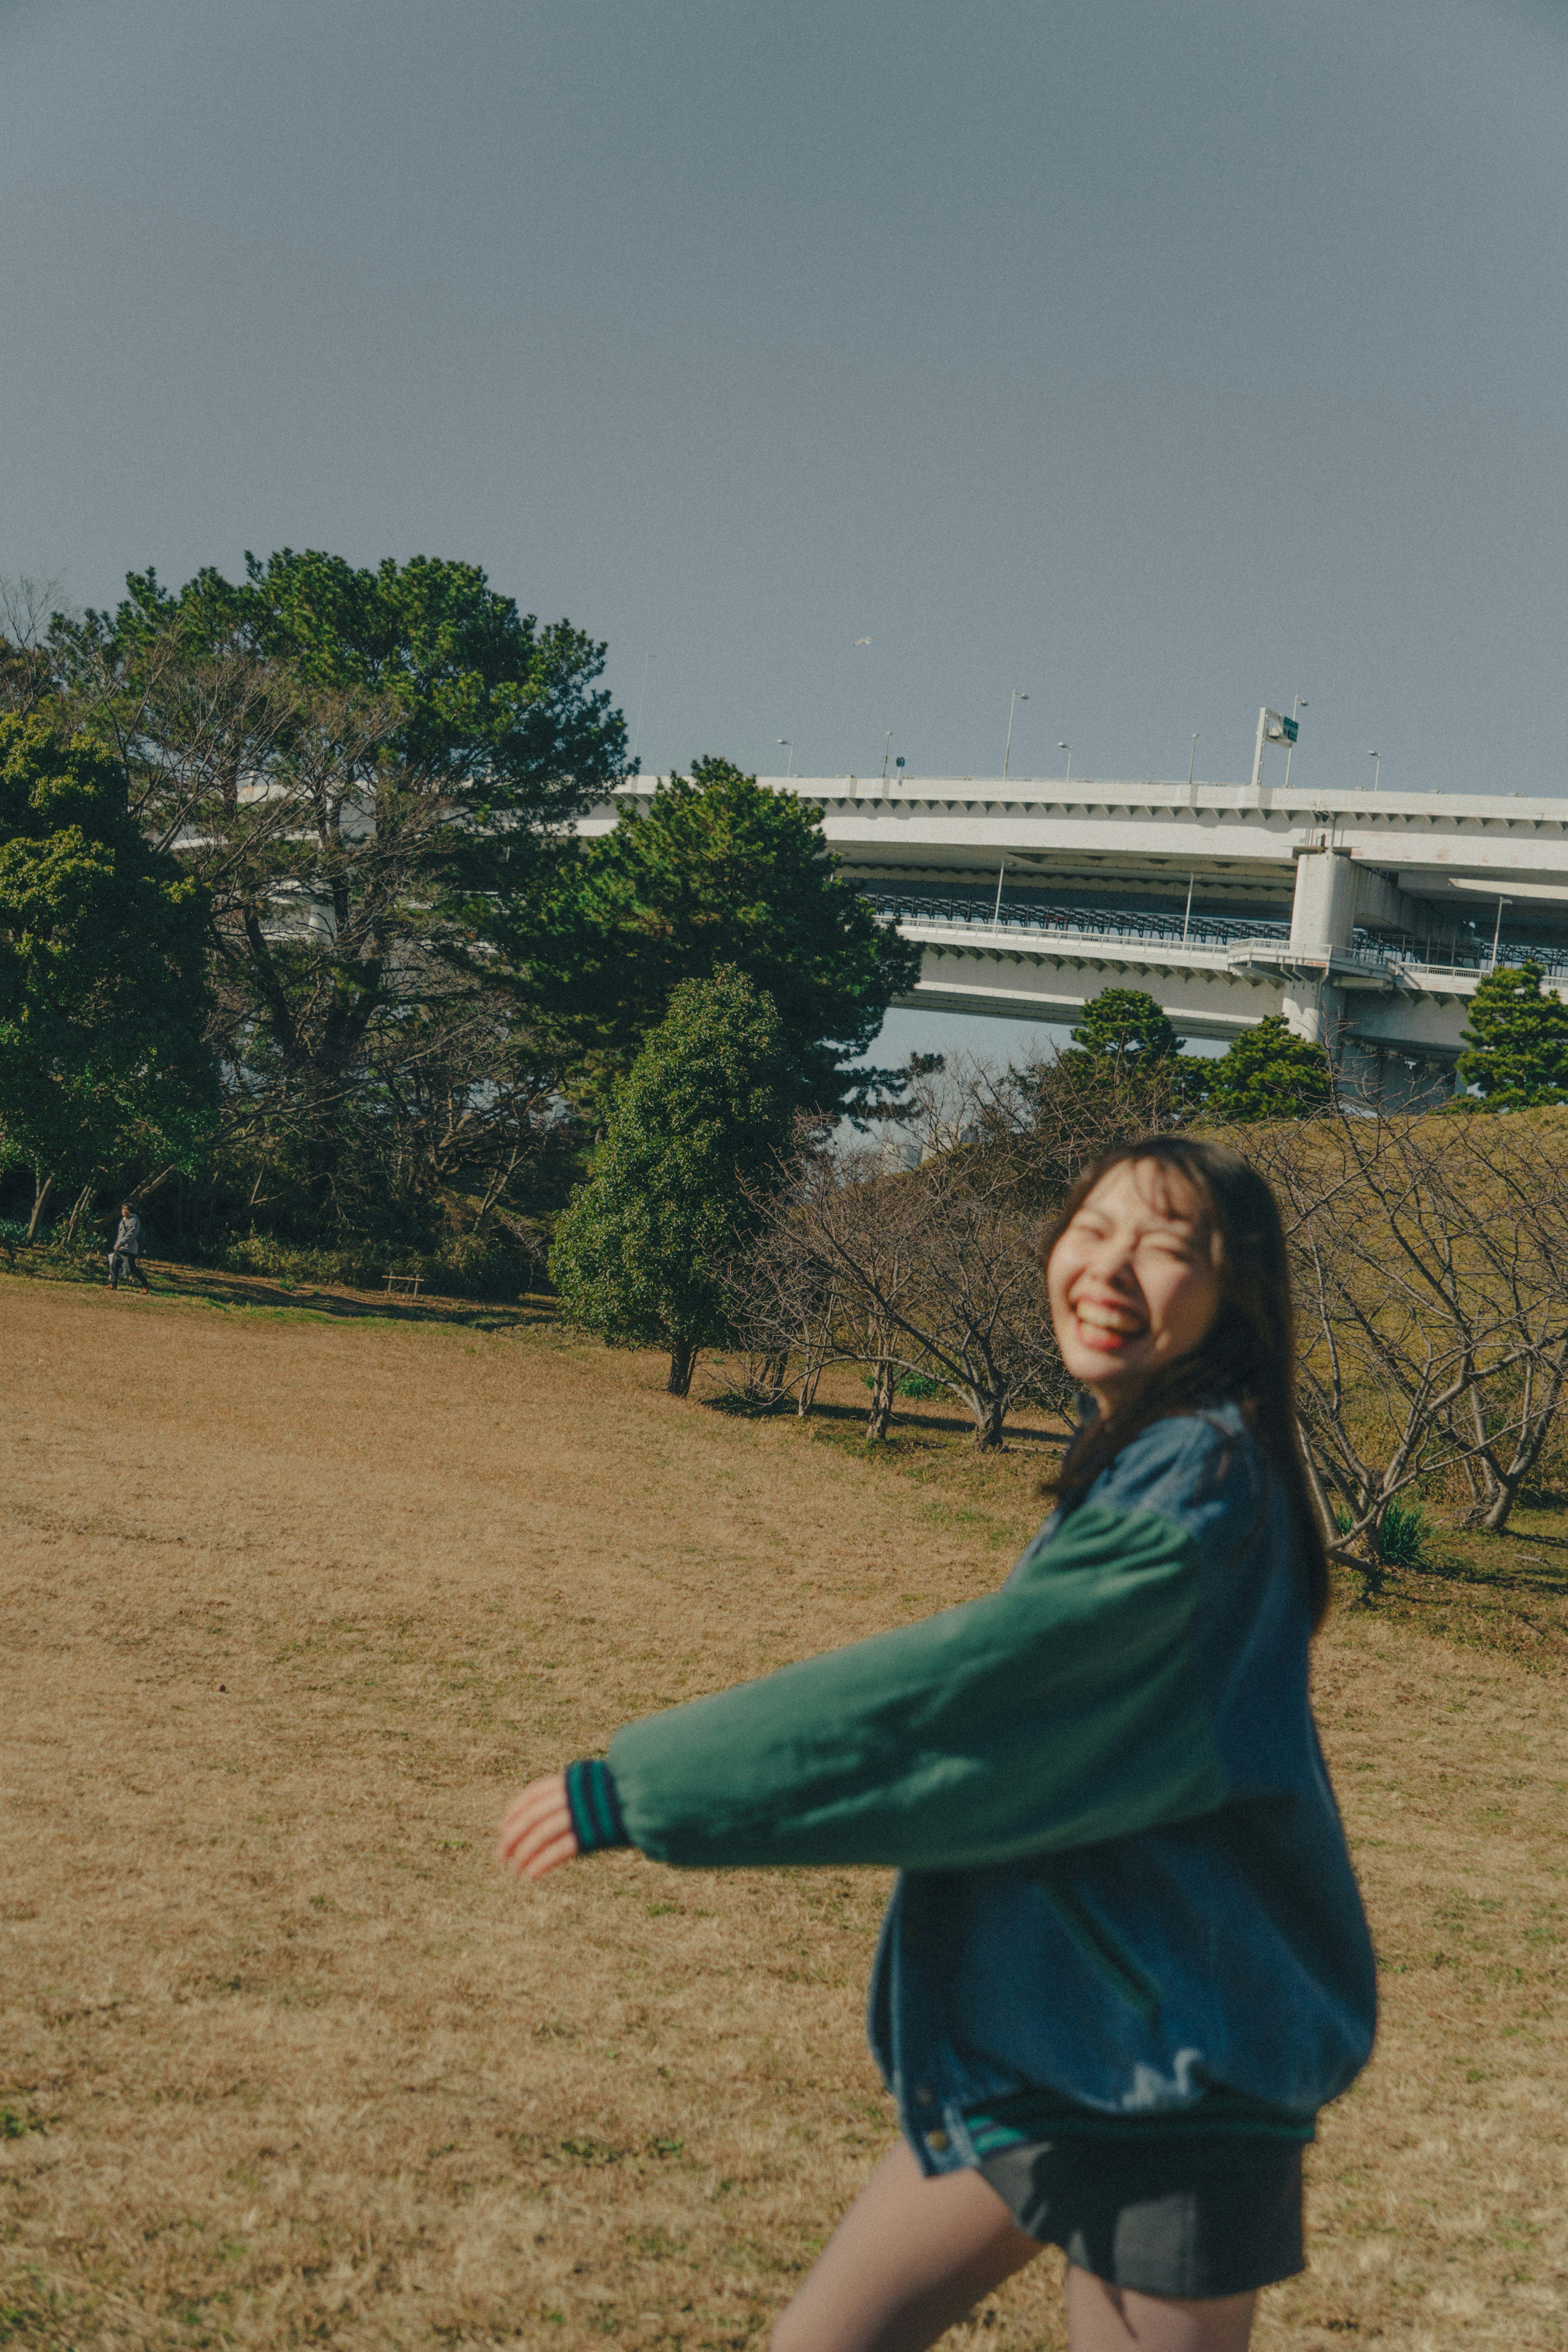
[[1065, 2266, 1255, 2352], [771, 2139, 1040, 2352]]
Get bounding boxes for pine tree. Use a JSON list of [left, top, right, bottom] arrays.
[[1455, 961, 1568, 1108], [1067, 987, 1183, 1066], [1205, 1015, 1333, 1123], [548, 967, 797, 1395], [1065, 987, 1208, 1107], [501, 758, 921, 1119]]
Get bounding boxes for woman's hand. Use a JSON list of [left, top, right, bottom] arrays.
[[495, 1771, 580, 1882]]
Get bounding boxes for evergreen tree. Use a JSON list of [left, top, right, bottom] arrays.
[[502, 758, 921, 1118], [0, 717, 215, 1222], [548, 968, 797, 1395], [1064, 986, 1208, 1107], [1205, 1014, 1333, 1123], [1067, 987, 1185, 1068], [1456, 961, 1568, 1107], [46, 551, 628, 1239]]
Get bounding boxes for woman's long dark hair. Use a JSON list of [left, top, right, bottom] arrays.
[[1040, 1135, 1330, 1629]]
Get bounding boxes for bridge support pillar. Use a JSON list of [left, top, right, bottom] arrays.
[[1290, 847, 1358, 955], [1282, 848, 1355, 1048], [1281, 978, 1339, 1046]]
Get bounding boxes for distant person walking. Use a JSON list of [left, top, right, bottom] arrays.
[[107, 1203, 150, 1293], [498, 1138, 1376, 2352]]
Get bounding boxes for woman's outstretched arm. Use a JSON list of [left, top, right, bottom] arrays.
[[496, 1489, 1249, 1883]]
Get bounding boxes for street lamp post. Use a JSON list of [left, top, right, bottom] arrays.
[[1368, 749, 1381, 791], [1058, 741, 1073, 786], [882, 730, 894, 783], [777, 738, 795, 777], [1003, 691, 1029, 781], [1283, 697, 1307, 790], [1187, 733, 1198, 790]]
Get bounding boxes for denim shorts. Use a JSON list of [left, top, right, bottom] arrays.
[[978, 2132, 1305, 2298]]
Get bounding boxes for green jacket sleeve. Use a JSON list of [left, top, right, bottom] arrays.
[[606, 1504, 1225, 1871]]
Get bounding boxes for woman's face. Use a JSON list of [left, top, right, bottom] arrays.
[[1047, 1159, 1223, 1411]]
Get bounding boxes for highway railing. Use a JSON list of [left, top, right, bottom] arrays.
[[863, 890, 1290, 951], [863, 891, 1568, 981]]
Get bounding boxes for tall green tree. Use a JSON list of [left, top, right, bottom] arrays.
[[62, 549, 626, 847], [0, 717, 215, 1231], [1205, 1014, 1333, 1123], [500, 758, 922, 1117], [44, 552, 628, 1238], [1064, 986, 1208, 1106], [1067, 987, 1184, 1068], [549, 967, 797, 1395], [1455, 961, 1568, 1108]]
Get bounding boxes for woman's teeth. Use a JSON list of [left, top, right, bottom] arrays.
[[1075, 1300, 1145, 1340]]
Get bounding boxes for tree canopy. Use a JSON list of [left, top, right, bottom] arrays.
[[28, 551, 630, 1247], [1456, 961, 1568, 1108], [548, 966, 798, 1395], [63, 548, 626, 843], [0, 716, 215, 1211], [1063, 986, 1208, 1107], [1066, 988, 1185, 1068], [1205, 1014, 1333, 1123], [497, 758, 922, 1116]]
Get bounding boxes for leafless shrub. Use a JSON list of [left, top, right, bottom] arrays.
[[969, 1048, 1200, 1209], [736, 1072, 1067, 1450], [1243, 1111, 1568, 1567]]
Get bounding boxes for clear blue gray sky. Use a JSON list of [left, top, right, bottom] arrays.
[[4, 0, 1566, 1061]]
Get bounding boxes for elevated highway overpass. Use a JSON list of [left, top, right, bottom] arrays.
[[586, 773, 1568, 1090]]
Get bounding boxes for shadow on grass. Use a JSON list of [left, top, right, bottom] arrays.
[[1418, 1547, 1568, 1598], [703, 1389, 1067, 1449], [1336, 1520, 1568, 1671], [2, 1251, 554, 1335]]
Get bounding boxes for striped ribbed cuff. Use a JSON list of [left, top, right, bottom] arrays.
[[564, 1758, 630, 1854]]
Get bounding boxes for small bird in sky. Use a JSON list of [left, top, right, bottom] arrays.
[[852, 636, 873, 646]]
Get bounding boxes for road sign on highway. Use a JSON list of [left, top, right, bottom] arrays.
[[1263, 710, 1299, 745]]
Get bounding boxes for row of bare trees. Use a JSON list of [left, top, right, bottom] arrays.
[[720, 1057, 1568, 1570], [1254, 1111, 1568, 1552], [727, 1056, 1193, 1449]]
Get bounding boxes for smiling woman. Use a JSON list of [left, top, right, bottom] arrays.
[[1037, 1137, 1332, 1632], [498, 1135, 1371, 2350], [1045, 1158, 1222, 1408]]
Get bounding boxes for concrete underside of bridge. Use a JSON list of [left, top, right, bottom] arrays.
[[895, 937, 1472, 1110], [586, 773, 1568, 1082]]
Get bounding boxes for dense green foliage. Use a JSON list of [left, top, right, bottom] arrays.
[[1456, 961, 1568, 1107], [1064, 987, 1209, 1108], [74, 548, 625, 840], [549, 968, 797, 1393], [500, 758, 921, 1116], [0, 717, 215, 1210], [14, 550, 630, 1255], [1067, 988, 1185, 1068], [1205, 1014, 1334, 1122]]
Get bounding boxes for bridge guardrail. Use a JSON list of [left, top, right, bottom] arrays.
[[863, 890, 1568, 982]]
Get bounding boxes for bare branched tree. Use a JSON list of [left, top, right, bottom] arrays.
[[1243, 1112, 1568, 1565], [1407, 1115, 1568, 1530], [727, 1130, 920, 1427], [0, 573, 73, 715], [738, 1071, 1067, 1449], [967, 1047, 1202, 1208]]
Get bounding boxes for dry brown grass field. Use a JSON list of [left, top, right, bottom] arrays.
[[4, 1264, 1568, 2351]]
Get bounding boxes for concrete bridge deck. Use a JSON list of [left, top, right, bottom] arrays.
[[586, 774, 1568, 1080]]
